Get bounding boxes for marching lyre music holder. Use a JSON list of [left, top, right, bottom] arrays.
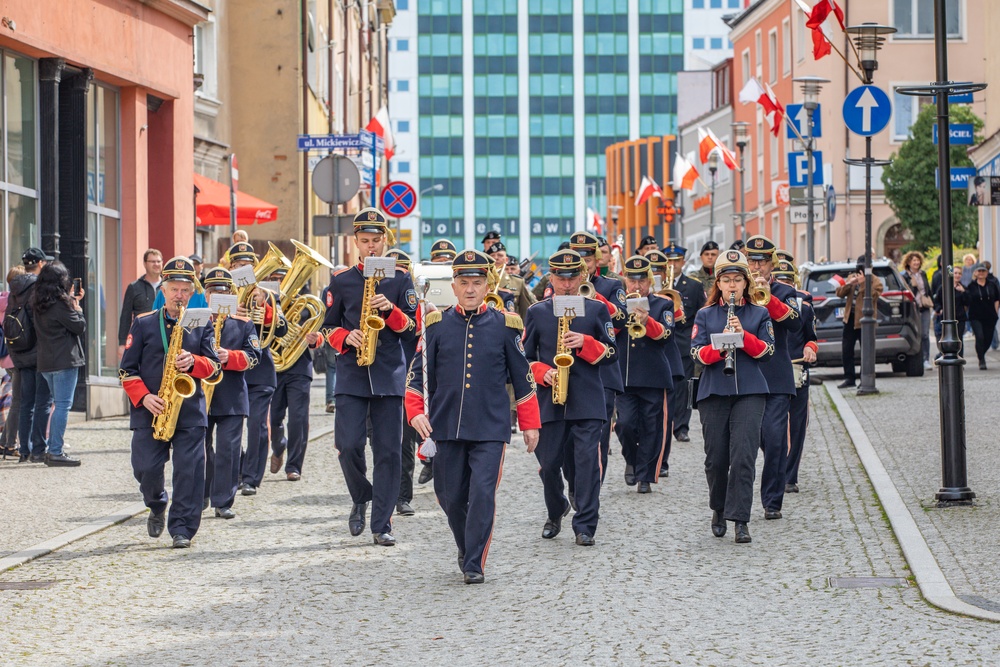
[[552, 295, 585, 318], [363, 256, 396, 278]]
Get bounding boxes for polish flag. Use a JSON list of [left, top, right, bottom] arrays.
[[635, 176, 663, 207], [738, 78, 785, 137], [794, 0, 845, 60], [698, 127, 739, 170], [673, 152, 699, 192], [586, 207, 605, 235], [365, 106, 395, 160]]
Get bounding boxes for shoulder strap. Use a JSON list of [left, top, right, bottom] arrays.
[[504, 312, 523, 330], [425, 311, 443, 326]]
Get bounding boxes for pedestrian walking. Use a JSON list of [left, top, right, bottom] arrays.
[[966, 263, 1000, 370], [691, 250, 775, 544], [0, 265, 26, 459], [30, 262, 86, 466], [835, 256, 884, 388], [933, 266, 968, 359], [901, 251, 933, 370]]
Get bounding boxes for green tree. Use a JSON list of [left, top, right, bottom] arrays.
[[882, 104, 983, 250]]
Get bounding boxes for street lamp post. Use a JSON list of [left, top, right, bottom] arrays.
[[415, 183, 444, 259], [897, 3, 984, 504], [793, 76, 829, 264], [732, 122, 749, 243], [708, 150, 719, 244]]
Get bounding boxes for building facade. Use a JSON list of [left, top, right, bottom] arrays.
[[684, 0, 746, 71]]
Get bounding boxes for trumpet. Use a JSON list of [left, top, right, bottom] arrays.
[[625, 291, 646, 339], [723, 292, 737, 377], [749, 271, 771, 306], [578, 281, 595, 299]]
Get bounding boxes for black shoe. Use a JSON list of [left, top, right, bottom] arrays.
[[711, 511, 726, 537], [373, 532, 396, 547], [464, 571, 485, 584], [979, 361, 987, 370], [785, 483, 799, 494], [147, 510, 166, 538], [568, 490, 577, 512], [349, 502, 368, 536], [658, 467, 669, 478], [172, 535, 191, 549], [764, 508, 782, 520], [203, 497, 210, 512], [836, 379, 856, 389], [215, 507, 236, 519], [417, 462, 433, 485], [17, 454, 30, 463], [624, 464, 636, 486], [396, 500, 415, 516], [457, 551, 465, 573], [542, 501, 571, 539], [241, 485, 257, 496], [575, 533, 595, 546], [734, 522, 752, 544], [29, 454, 46, 463], [675, 431, 690, 443], [637, 481, 651, 494], [44, 453, 81, 467]]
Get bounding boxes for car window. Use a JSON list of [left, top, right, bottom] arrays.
[[805, 266, 902, 298]]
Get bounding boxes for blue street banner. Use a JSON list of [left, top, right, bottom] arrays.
[[935, 167, 976, 189], [933, 123, 975, 146]]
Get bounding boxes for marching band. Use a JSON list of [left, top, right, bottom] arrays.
[[117, 212, 818, 578]]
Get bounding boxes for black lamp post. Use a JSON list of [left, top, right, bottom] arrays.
[[897, 2, 984, 505], [708, 150, 719, 243], [792, 76, 829, 264], [732, 121, 749, 243]]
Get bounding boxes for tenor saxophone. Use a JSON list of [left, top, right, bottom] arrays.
[[152, 307, 197, 442], [551, 309, 576, 405], [356, 267, 386, 367]]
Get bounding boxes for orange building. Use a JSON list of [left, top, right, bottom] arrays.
[[0, 0, 207, 416], [604, 136, 677, 257]]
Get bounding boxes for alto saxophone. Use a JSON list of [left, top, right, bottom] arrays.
[[152, 307, 197, 442], [551, 308, 577, 405], [203, 308, 228, 413], [356, 266, 387, 367]]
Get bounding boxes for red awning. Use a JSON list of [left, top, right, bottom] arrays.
[[194, 173, 279, 226]]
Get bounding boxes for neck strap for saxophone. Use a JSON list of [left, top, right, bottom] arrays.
[[158, 308, 171, 355]]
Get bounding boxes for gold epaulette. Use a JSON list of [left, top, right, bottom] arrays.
[[425, 311, 443, 326], [504, 312, 523, 330]]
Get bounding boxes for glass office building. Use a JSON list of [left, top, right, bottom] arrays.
[[413, 0, 683, 260]]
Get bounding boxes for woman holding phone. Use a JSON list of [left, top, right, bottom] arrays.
[[30, 262, 86, 467]]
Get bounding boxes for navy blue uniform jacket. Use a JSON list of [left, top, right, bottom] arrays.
[[616, 293, 675, 390], [786, 291, 818, 362], [209, 316, 261, 417], [323, 264, 417, 397], [523, 297, 618, 423], [592, 273, 627, 393], [405, 304, 541, 441], [759, 280, 803, 396], [120, 308, 223, 430], [692, 299, 775, 400]]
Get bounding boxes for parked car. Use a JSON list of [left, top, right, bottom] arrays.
[[799, 259, 924, 377]]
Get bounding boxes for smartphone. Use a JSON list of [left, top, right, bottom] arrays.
[[72, 278, 82, 296]]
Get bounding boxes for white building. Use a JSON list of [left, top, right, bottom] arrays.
[[386, 0, 420, 255], [684, 0, 743, 70]]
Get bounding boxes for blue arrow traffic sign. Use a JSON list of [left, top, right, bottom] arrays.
[[787, 151, 824, 187], [933, 123, 975, 146], [843, 85, 892, 137], [786, 104, 822, 139]]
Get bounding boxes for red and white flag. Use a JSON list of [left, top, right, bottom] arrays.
[[738, 78, 786, 137], [586, 207, 604, 235], [795, 0, 845, 60], [698, 127, 739, 170], [635, 176, 663, 207], [673, 152, 699, 192], [365, 106, 395, 160]]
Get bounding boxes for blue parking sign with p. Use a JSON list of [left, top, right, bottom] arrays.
[[787, 151, 823, 187]]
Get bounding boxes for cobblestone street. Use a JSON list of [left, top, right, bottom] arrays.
[[1, 380, 997, 665]]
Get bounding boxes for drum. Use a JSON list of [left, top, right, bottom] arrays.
[[792, 363, 808, 389]]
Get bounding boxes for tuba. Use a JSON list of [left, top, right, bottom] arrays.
[[202, 307, 228, 413], [749, 271, 772, 306], [658, 265, 686, 323], [625, 291, 647, 339], [238, 242, 290, 347], [356, 258, 387, 366], [272, 240, 334, 372], [551, 307, 577, 405], [152, 307, 197, 442]]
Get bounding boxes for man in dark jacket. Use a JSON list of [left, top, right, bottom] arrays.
[[10, 247, 53, 463], [118, 249, 163, 359]]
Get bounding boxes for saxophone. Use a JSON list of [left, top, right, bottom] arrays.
[[356, 265, 386, 367], [152, 307, 197, 442], [203, 308, 228, 413], [551, 308, 576, 405]]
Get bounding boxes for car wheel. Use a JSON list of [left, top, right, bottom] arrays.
[[904, 352, 925, 377], [891, 358, 905, 374]]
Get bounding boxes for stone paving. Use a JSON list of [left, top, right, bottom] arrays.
[[1, 378, 998, 665]]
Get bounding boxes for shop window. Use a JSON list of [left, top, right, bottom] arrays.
[[1, 52, 39, 273]]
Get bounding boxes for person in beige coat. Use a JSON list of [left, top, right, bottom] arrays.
[[835, 257, 883, 388]]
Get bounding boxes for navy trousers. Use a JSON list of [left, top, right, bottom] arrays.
[[131, 426, 206, 539], [17, 366, 51, 458], [433, 439, 505, 575], [271, 372, 312, 475], [671, 348, 695, 435], [785, 384, 810, 487], [760, 393, 792, 512], [699, 394, 765, 523], [661, 391, 674, 472], [564, 388, 616, 489], [242, 384, 275, 488], [535, 418, 602, 538], [615, 388, 666, 484], [399, 421, 419, 504], [334, 394, 402, 535], [205, 415, 244, 510]]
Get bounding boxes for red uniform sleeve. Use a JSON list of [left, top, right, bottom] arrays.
[[530, 361, 553, 386], [404, 388, 425, 424], [644, 317, 664, 339], [223, 350, 250, 372], [804, 340, 818, 354], [262, 302, 275, 325], [576, 334, 609, 364], [515, 394, 542, 430], [697, 346, 725, 365], [765, 295, 792, 321], [742, 332, 768, 359], [189, 355, 219, 380], [592, 291, 618, 317], [326, 327, 350, 354], [122, 378, 150, 407], [385, 304, 412, 333]]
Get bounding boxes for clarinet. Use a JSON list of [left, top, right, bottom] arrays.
[[723, 292, 737, 377]]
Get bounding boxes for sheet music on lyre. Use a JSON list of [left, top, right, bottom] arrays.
[[209, 294, 238, 315], [625, 296, 650, 314], [180, 308, 212, 331], [552, 295, 585, 317], [230, 265, 257, 289], [711, 332, 744, 350], [259, 280, 281, 294]]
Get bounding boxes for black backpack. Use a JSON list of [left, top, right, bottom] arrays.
[[3, 295, 36, 353]]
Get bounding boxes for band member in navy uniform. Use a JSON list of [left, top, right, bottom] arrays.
[[523, 250, 617, 546], [430, 239, 457, 263], [744, 235, 802, 521], [323, 208, 418, 546], [406, 250, 541, 583], [231, 242, 289, 497], [120, 257, 222, 548], [202, 268, 261, 519], [487, 241, 536, 318], [269, 265, 323, 483], [613, 256, 674, 494], [692, 250, 775, 544], [773, 260, 817, 494], [386, 249, 419, 515]]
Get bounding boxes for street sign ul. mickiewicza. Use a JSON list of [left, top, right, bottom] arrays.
[[842, 85, 892, 137], [787, 151, 824, 187], [786, 104, 822, 139], [933, 123, 975, 145]]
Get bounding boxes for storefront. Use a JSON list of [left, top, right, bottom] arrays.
[[1, 0, 208, 417]]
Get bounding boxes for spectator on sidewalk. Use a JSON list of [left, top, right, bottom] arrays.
[[966, 263, 1000, 371], [190, 254, 206, 285], [9, 248, 54, 463], [983, 261, 1000, 350], [0, 265, 26, 458], [901, 251, 933, 370], [118, 249, 162, 360], [932, 266, 968, 359], [960, 253, 977, 287], [835, 256, 884, 388], [31, 262, 86, 467]]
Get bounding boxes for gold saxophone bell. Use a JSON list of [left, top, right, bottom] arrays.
[[578, 281, 595, 299], [749, 271, 772, 306], [625, 291, 646, 339]]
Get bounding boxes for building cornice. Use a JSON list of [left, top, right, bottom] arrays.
[[727, 0, 785, 42], [142, 0, 211, 27], [968, 129, 1000, 168]]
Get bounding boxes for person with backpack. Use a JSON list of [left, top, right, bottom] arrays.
[[1, 265, 26, 459], [5, 247, 54, 463]]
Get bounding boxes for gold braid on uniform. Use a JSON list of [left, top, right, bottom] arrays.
[[503, 313, 523, 330], [425, 311, 443, 326]]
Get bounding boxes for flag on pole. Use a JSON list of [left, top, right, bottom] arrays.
[[365, 106, 395, 160], [738, 78, 786, 137], [586, 207, 605, 235], [673, 152, 699, 191], [635, 176, 663, 207], [698, 127, 739, 170], [795, 0, 845, 60]]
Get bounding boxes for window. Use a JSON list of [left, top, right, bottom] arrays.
[[754, 30, 762, 78], [728, 0, 741, 6], [1, 52, 39, 274], [395, 79, 410, 92], [397, 120, 411, 133], [741, 49, 750, 85], [782, 19, 791, 75], [770, 131, 779, 177], [892, 88, 934, 141], [710, 37, 723, 50], [796, 6, 806, 61], [893, 0, 960, 38], [397, 0, 408, 8], [710, 0, 722, 7], [395, 39, 410, 52], [768, 29, 777, 83], [692, 0, 704, 7], [693, 37, 706, 50], [396, 161, 411, 174], [193, 19, 218, 100]]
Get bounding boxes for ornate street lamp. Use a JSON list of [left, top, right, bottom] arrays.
[[707, 149, 719, 243], [732, 121, 749, 243]]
